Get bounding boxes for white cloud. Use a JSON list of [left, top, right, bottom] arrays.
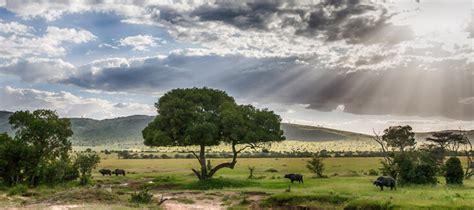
[[0, 86, 154, 119], [0, 58, 76, 83], [0, 20, 32, 35], [119, 35, 161, 51], [0, 26, 96, 59]]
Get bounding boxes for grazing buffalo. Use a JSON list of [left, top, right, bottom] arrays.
[[112, 169, 126, 176], [373, 176, 396, 190], [99, 169, 112, 176], [284, 173, 303, 184]]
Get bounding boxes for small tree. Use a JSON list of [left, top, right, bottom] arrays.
[[307, 155, 325, 178], [248, 166, 256, 179], [445, 157, 464, 185], [74, 153, 101, 185]]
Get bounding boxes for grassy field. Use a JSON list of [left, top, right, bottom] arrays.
[[92, 156, 474, 209], [1, 156, 472, 209]]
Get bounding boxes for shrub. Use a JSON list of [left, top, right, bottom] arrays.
[[412, 164, 437, 184], [445, 157, 463, 185], [307, 155, 325, 178], [130, 189, 153, 204], [7, 184, 28, 196], [74, 153, 101, 186], [368, 169, 379, 176], [395, 155, 415, 184], [265, 168, 279, 173]]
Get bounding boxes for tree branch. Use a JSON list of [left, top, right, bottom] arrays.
[[207, 142, 241, 177], [191, 168, 201, 179]]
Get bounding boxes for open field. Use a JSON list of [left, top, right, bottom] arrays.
[[2, 156, 472, 209]]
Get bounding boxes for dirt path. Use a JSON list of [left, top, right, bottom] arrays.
[[159, 191, 266, 210]]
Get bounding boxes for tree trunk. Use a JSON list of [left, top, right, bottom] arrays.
[[199, 144, 207, 180], [191, 144, 208, 180]]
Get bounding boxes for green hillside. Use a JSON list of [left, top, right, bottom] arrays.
[[3, 110, 470, 146]]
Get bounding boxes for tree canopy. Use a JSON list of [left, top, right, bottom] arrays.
[[382, 125, 416, 152], [143, 87, 285, 179], [0, 110, 74, 186]]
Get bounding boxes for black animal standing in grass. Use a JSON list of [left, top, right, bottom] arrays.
[[284, 173, 303, 184], [112, 169, 126, 176], [99, 169, 112, 176], [373, 176, 396, 190]]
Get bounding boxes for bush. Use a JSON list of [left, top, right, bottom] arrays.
[[395, 155, 415, 184], [41, 159, 79, 185], [307, 155, 325, 178], [130, 189, 153, 204], [412, 164, 437, 184], [445, 157, 463, 185], [74, 153, 101, 186], [265, 168, 279, 173], [368, 169, 379, 176], [7, 184, 28, 196]]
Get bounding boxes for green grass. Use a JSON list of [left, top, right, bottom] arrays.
[[1, 157, 473, 209], [183, 178, 258, 190], [93, 157, 474, 209]]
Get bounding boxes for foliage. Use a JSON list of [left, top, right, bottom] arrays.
[[7, 184, 28, 196], [41, 158, 79, 185], [368, 169, 379, 176], [307, 155, 326, 178], [395, 154, 415, 184], [142, 87, 285, 179], [129, 189, 153, 204], [74, 153, 101, 185], [0, 110, 74, 187], [382, 125, 416, 152], [412, 164, 437, 185], [445, 157, 464, 185]]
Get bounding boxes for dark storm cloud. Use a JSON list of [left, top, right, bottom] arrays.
[[151, 0, 413, 44], [61, 53, 474, 120]]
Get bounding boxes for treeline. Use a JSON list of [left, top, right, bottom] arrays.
[[103, 149, 473, 159]]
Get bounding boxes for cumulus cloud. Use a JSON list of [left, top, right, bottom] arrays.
[[0, 26, 96, 59], [119, 35, 162, 51], [0, 58, 76, 83], [0, 20, 32, 35], [0, 86, 154, 119]]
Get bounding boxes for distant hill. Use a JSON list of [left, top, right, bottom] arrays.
[[0, 110, 471, 146], [281, 123, 372, 142]]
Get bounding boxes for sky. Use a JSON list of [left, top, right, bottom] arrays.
[[0, 0, 472, 134]]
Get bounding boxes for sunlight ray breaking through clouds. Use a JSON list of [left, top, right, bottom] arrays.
[[0, 0, 472, 134]]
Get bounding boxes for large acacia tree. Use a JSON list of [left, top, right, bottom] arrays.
[[142, 88, 285, 180]]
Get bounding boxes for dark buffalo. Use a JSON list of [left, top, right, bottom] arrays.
[[373, 176, 396, 190], [99, 169, 112, 176], [284, 173, 303, 184], [112, 169, 126, 176]]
